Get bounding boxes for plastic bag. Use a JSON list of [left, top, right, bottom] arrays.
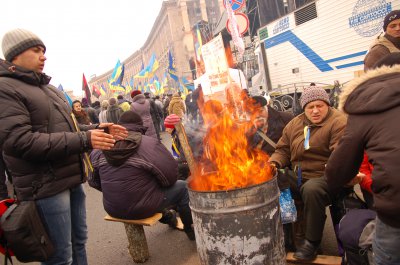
[[279, 188, 297, 224]]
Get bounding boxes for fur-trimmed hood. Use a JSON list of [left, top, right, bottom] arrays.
[[339, 64, 400, 114]]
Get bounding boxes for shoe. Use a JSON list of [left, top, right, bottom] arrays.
[[293, 239, 318, 261], [160, 209, 178, 229], [166, 210, 178, 228], [184, 227, 196, 241]]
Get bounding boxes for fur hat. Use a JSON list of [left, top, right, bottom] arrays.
[[131, 90, 141, 99], [2, 28, 46, 62], [383, 10, 400, 32], [164, 114, 181, 129], [118, 111, 143, 125], [300, 86, 330, 109]]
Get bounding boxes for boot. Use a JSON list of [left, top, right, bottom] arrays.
[[293, 239, 319, 261], [160, 209, 178, 229], [178, 206, 195, 241]]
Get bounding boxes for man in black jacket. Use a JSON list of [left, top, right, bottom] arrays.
[[326, 53, 400, 265], [0, 28, 127, 264]]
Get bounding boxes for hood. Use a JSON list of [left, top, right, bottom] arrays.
[[0, 59, 51, 86], [339, 64, 400, 115], [102, 131, 142, 166], [132, 94, 146, 104]]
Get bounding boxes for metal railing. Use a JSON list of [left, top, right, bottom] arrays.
[[269, 81, 343, 115]]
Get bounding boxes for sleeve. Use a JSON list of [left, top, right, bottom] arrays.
[[329, 113, 348, 152], [325, 116, 364, 194], [269, 122, 292, 168], [364, 45, 390, 71], [0, 86, 83, 161]]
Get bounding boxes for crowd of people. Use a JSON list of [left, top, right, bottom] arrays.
[[0, 9, 400, 265]]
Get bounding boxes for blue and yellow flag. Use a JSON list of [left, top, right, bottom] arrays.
[[134, 53, 159, 79], [168, 50, 179, 82]]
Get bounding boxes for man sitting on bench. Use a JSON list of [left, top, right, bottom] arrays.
[[269, 86, 347, 261], [90, 111, 195, 241]]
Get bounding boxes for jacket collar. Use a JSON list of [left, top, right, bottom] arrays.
[[0, 59, 51, 86]]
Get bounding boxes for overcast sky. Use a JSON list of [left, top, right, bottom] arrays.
[[1, 0, 165, 96]]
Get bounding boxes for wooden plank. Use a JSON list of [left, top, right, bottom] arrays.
[[176, 216, 184, 231], [104, 213, 162, 226], [286, 252, 342, 265]]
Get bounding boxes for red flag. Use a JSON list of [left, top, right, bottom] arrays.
[[92, 84, 101, 98], [82, 73, 92, 105]]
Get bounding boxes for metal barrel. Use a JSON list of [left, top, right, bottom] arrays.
[[189, 177, 286, 265]]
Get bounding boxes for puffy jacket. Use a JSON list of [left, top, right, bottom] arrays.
[[168, 95, 186, 118], [0, 59, 88, 201], [270, 108, 347, 179], [90, 123, 178, 219], [326, 64, 400, 228]]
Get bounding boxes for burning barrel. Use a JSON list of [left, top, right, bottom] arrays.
[[189, 177, 286, 265]]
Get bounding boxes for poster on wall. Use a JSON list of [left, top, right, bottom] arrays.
[[201, 34, 229, 96]]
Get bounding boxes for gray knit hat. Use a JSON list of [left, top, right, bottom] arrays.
[[2, 28, 46, 62], [300, 86, 330, 109]]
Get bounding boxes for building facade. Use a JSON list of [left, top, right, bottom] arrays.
[[89, 0, 222, 96]]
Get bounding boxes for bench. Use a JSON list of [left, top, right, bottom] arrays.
[[104, 213, 162, 263], [286, 253, 342, 265]]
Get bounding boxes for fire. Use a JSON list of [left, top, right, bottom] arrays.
[[189, 83, 274, 191]]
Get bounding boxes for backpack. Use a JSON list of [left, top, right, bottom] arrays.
[[0, 198, 15, 264], [338, 209, 376, 265], [0, 200, 55, 263]]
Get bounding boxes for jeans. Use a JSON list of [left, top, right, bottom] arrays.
[[158, 180, 190, 211], [157, 180, 193, 230], [36, 184, 88, 265], [373, 217, 400, 265]]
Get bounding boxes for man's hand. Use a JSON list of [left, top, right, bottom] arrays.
[[346, 172, 365, 186], [269, 161, 278, 176], [98, 123, 128, 140], [90, 130, 116, 150]]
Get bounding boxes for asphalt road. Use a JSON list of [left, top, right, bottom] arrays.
[[9, 132, 340, 265]]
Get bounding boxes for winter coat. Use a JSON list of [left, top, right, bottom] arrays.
[[90, 123, 178, 219], [270, 108, 347, 180], [0, 59, 88, 201], [118, 99, 131, 112], [106, 104, 123, 124], [130, 94, 157, 138], [168, 95, 186, 118], [98, 109, 108, 123], [364, 34, 400, 71], [84, 106, 99, 124], [325, 65, 400, 228]]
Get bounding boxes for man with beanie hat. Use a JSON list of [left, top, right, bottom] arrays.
[[364, 10, 400, 70], [90, 111, 195, 240], [0, 29, 127, 264], [269, 86, 347, 261]]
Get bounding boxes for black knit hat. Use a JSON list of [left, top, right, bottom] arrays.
[[251, 96, 268, 108], [383, 10, 400, 32], [2, 28, 46, 62], [118, 111, 143, 126]]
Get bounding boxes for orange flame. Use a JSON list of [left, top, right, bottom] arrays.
[[189, 83, 274, 191]]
